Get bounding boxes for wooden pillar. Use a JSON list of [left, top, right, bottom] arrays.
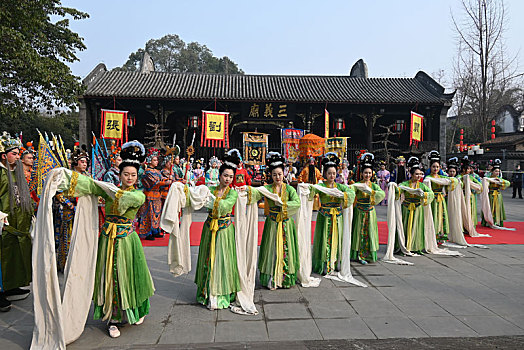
[[366, 113, 373, 150], [78, 98, 91, 148]]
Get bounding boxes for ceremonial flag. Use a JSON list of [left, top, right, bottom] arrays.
[[91, 136, 107, 181], [410, 111, 424, 146], [58, 135, 68, 165], [52, 133, 67, 168], [325, 137, 348, 159], [242, 132, 268, 165], [201, 111, 229, 148], [281, 128, 304, 163], [35, 133, 61, 196], [101, 109, 128, 141]]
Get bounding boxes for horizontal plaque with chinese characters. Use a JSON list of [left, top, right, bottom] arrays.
[[242, 102, 295, 121]]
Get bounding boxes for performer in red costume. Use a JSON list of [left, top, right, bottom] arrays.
[[228, 149, 251, 188]]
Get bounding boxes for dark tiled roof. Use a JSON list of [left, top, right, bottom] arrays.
[[481, 134, 524, 146], [82, 65, 452, 104]]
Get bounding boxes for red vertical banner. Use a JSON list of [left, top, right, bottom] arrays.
[[201, 111, 205, 146]]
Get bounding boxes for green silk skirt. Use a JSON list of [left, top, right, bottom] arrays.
[[258, 216, 300, 288], [194, 218, 240, 308]]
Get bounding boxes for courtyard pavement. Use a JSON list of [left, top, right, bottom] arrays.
[[1, 192, 523, 349]]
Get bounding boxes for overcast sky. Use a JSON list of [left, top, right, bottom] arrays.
[[63, 0, 524, 89]]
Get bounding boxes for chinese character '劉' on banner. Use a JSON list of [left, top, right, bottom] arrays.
[[201, 111, 229, 148], [410, 111, 424, 146]]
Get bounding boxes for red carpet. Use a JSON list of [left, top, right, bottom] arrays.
[[141, 221, 524, 247]]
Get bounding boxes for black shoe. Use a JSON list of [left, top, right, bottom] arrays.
[[144, 235, 155, 241], [4, 288, 30, 301], [0, 293, 12, 312]]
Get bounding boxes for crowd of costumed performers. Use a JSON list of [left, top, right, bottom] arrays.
[[0, 129, 520, 347]]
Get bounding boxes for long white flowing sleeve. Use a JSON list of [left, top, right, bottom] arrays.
[[422, 178, 463, 257], [31, 168, 118, 349], [160, 182, 191, 276], [232, 188, 259, 315], [296, 184, 321, 287], [382, 182, 415, 265]]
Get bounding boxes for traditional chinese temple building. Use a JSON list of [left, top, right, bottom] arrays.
[[79, 57, 454, 163]]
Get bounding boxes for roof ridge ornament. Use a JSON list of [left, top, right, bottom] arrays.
[[140, 52, 155, 74], [350, 59, 368, 78]]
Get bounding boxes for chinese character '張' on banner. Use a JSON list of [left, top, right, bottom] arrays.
[[101, 109, 128, 141], [201, 110, 229, 148], [410, 111, 424, 146]]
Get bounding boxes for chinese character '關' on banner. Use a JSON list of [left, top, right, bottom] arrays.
[[101, 109, 127, 140], [201, 111, 229, 148], [410, 111, 424, 146]]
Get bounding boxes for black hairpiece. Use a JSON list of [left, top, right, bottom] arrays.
[[119, 140, 146, 171], [321, 152, 340, 171], [267, 152, 285, 172]]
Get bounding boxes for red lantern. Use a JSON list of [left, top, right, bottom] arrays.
[[491, 134, 496, 139], [491, 120, 496, 126]]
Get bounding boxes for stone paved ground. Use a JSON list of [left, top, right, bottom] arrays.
[[1, 192, 523, 349]]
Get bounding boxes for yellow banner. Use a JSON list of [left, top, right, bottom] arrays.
[[410, 111, 423, 143], [205, 113, 225, 140], [102, 110, 126, 139]]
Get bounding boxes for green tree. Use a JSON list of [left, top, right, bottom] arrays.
[[0, 110, 79, 150], [117, 34, 244, 74], [0, 0, 88, 116]]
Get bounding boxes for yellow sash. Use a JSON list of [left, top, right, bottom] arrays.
[[436, 192, 444, 233], [406, 202, 416, 251], [492, 189, 500, 223], [272, 184, 287, 288], [329, 208, 339, 272]]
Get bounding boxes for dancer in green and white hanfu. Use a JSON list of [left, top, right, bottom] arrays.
[[58, 141, 154, 338], [252, 153, 300, 290], [194, 151, 241, 309], [350, 153, 385, 264], [396, 157, 434, 254], [311, 153, 354, 273]]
